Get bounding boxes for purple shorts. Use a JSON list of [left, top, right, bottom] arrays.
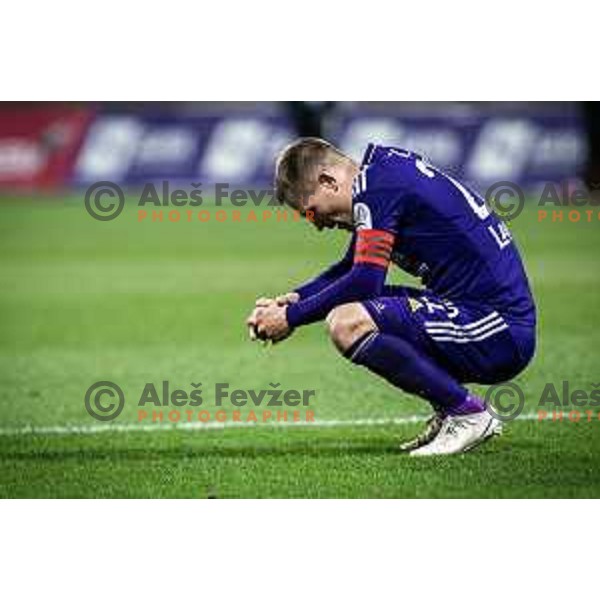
[[362, 286, 535, 384]]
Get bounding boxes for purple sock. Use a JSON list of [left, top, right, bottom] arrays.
[[345, 332, 484, 416]]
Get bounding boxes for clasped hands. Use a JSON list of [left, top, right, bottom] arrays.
[[245, 292, 299, 344]]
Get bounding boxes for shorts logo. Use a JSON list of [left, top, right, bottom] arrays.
[[353, 202, 373, 230], [408, 297, 424, 313], [372, 300, 386, 313]]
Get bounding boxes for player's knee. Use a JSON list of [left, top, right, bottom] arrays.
[[326, 303, 377, 354]]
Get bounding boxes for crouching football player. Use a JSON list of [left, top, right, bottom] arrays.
[[247, 138, 536, 455]]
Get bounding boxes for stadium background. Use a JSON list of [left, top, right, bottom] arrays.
[[0, 101, 599, 498], [0, 101, 589, 190]]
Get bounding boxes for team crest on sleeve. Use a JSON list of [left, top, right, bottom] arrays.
[[353, 202, 373, 230]]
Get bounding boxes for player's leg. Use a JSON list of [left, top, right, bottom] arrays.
[[326, 303, 484, 417], [326, 302, 502, 455]]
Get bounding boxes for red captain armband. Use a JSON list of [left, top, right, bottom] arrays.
[[354, 229, 395, 268]]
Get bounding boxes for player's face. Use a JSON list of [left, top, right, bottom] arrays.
[[300, 168, 354, 231]]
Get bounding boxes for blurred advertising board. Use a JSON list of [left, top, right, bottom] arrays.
[[73, 113, 293, 186], [73, 109, 585, 191], [0, 108, 93, 189]]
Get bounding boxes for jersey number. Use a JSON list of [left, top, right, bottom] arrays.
[[415, 159, 512, 250]]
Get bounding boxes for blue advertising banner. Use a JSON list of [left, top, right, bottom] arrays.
[[73, 109, 586, 190]]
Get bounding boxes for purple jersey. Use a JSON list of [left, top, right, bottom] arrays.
[[287, 144, 535, 329], [353, 145, 535, 325], [352, 145, 535, 325]]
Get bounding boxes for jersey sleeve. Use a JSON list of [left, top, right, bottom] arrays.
[[285, 162, 412, 329], [293, 234, 356, 299], [351, 163, 409, 237], [286, 260, 387, 328], [350, 162, 413, 270]]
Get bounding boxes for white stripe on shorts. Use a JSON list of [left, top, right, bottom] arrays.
[[428, 323, 509, 343], [425, 311, 509, 343]]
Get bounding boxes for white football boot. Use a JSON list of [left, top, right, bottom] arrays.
[[399, 413, 444, 452], [409, 410, 502, 456]]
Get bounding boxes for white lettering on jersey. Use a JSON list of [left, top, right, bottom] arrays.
[[352, 167, 370, 199]]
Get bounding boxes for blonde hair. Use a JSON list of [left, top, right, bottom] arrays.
[[274, 137, 346, 208]]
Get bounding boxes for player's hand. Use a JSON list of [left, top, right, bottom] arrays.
[[246, 305, 290, 342], [246, 307, 263, 341], [274, 292, 300, 306], [254, 292, 299, 307], [254, 297, 277, 308], [250, 304, 292, 344]]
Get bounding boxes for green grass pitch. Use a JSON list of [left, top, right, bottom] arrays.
[[0, 196, 599, 497]]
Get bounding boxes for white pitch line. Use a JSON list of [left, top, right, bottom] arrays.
[[0, 412, 544, 437]]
